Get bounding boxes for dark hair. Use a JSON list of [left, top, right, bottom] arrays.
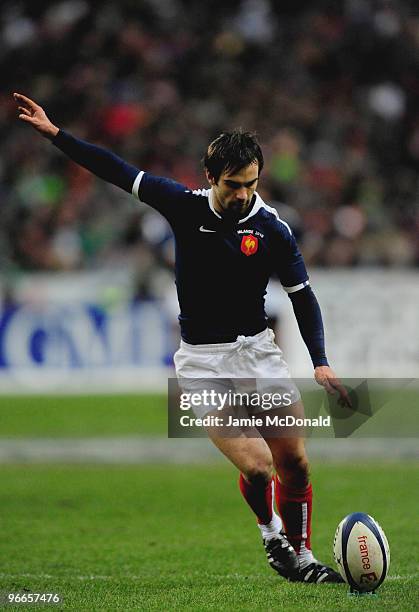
[[203, 130, 264, 183]]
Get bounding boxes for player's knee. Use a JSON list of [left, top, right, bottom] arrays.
[[243, 462, 273, 488], [275, 454, 309, 487]]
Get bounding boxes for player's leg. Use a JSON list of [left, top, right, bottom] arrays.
[[205, 424, 299, 577], [174, 334, 298, 577], [265, 422, 343, 583], [208, 426, 275, 525], [265, 434, 313, 560]]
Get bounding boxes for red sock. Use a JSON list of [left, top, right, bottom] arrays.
[[239, 474, 273, 525], [275, 476, 312, 553]]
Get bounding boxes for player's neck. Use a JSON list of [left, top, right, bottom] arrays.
[[211, 189, 256, 219]]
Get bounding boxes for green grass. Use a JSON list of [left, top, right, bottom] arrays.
[[0, 392, 417, 608], [0, 389, 418, 438], [0, 395, 166, 437], [0, 462, 417, 610]]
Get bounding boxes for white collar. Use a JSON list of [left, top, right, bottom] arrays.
[[208, 188, 222, 219], [208, 189, 266, 222]]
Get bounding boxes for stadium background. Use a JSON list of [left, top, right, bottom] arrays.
[[0, 1, 418, 610]]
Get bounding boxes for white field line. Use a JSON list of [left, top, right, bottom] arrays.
[[0, 437, 417, 463], [0, 572, 417, 582]]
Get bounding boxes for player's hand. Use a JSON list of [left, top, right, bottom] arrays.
[[13, 93, 59, 139], [314, 365, 352, 408]]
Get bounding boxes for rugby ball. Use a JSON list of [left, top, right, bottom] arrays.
[[333, 512, 390, 592]]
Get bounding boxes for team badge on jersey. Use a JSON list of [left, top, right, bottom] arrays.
[[241, 234, 258, 256]]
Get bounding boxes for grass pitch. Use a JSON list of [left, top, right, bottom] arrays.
[[0, 394, 166, 438], [0, 389, 418, 438], [0, 462, 417, 611]]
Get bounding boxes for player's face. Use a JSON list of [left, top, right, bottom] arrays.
[[209, 162, 259, 219]]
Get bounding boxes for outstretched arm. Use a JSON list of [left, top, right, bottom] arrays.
[[13, 92, 139, 194]]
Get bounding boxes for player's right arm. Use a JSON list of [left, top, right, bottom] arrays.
[[13, 93, 186, 214], [14, 92, 59, 138], [14, 92, 140, 194]]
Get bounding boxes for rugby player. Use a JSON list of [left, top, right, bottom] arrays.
[[14, 92, 350, 583]]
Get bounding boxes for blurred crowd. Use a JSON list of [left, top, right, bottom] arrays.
[[1, 0, 419, 291]]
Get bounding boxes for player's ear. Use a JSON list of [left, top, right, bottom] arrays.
[[205, 169, 217, 186]]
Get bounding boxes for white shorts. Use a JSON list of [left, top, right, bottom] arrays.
[[173, 328, 301, 418]]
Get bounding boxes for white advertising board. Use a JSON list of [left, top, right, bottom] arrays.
[[0, 269, 417, 392]]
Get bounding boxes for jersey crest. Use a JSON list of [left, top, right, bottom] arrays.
[[241, 234, 258, 256]]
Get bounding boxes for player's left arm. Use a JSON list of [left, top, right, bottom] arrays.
[[288, 286, 351, 407], [275, 224, 351, 408]]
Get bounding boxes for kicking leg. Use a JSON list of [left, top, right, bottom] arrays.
[[206, 424, 299, 578], [210, 429, 276, 527]]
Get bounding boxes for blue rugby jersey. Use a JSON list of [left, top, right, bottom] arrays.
[[52, 130, 328, 365], [134, 172, 309, 343]]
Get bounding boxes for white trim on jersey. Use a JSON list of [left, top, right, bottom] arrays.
[[205, 190, 292, 231], [283, 280, 310, 293], [132, 171, 145, 199], [192, 188, 211, 197], [239, 194, 293, 236], [238, 193, 269, 223], [276, 216, 293, 236], [208, 188, 222, 219]]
